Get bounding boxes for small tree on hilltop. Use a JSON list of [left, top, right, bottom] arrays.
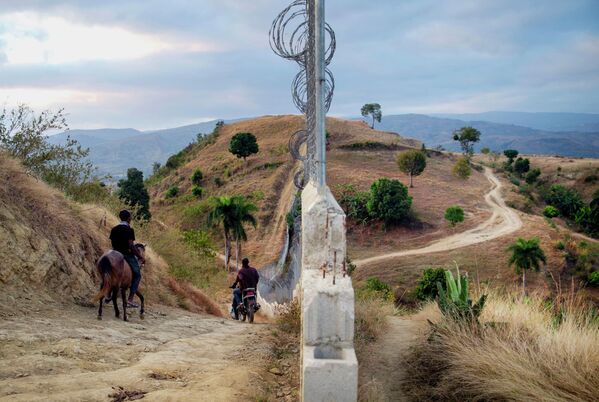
[[508, 237, 547, 298], [452, 126, 481, 156], [503, 149, 519, 165], [361, 103, 382, 129], [366, 178, 412, 225], [453, 156, 472, 179], [481, 147, 490, 155], [118, 168, 151, 220], [396, 150, 427, 187], [229, 132, 259, 161], [445, 205, 465, 227]]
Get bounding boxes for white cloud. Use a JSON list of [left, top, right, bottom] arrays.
[[0, 12, 216, 65]]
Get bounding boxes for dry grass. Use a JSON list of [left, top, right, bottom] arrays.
[[166, 277, 223, 317], [403, 291, 599, 401]]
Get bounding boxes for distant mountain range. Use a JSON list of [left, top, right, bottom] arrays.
[[49, 112, 599, 180], [374, 113, 599, 158], [48, 120, 240, 180]]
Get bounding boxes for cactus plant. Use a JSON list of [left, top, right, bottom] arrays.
[[436, 267, 486, 322]]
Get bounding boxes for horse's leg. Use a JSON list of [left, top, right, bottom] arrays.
[[97, 282, 104, 320], [121, 287, 128, 322], [112, 287, 119, 318], [137, 291, 144, 320]]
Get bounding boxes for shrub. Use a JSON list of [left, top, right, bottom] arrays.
[[544, 184, 584, 218], [346, 257, 357, 276], [588, 271, 599, 287], [213, 177, 224, 187], [165, 152, 184, 170], [366, 178, 412, 225], [444, 205, 465, 227], [191, 168, 203, 185], [525, 168, 541, 184], [415, 268, 447, 300], [554, 240, 565, 250], [437, 268, 486, 322], [337, 183, 371, 223], [191, 185, 203, 198], [166, 186, 179, 199], [452, 156, 472, 179], [509, 176, 521, 186], [182, 229, 215, 257], [513, 157, 530, 175], [361, 277, 393, 301]]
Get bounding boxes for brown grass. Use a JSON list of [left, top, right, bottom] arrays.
[[166, 277, 223, 317], [403, 292, 599, 401]]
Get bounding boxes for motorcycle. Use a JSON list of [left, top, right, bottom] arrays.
[[236, 288, 260, 323]]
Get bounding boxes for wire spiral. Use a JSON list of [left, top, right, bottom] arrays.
[[270, 0, 336, 189]]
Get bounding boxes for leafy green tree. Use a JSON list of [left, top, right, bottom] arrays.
[[503, 149, 519, 164], [513, 157, 530, 176], [229, 132, 259, 161], [191, 168, 203, 185], [366, 178, 412, 225], [525, 168, 541, 184], [152, 162, 161, 175], [445, 205, 465, 227], [544, 184, 584, 218], [117, 168, 151, 220], [361, 103, 382, 129], [452, 126, 481, 156], [453, 156, 472, 179], [396, 150, 427, 187], [508, 237, 547, 297], [0, 105, 93, 192], [480, 147, 490, 155], [183, 229, 216, 257]]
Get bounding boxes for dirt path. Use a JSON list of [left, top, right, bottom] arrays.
[[0, 302, 269, 402], [355, 167, 522, 267]]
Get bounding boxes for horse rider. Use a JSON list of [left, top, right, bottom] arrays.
[[230, 258, 260, 320], [109, 210, 145, 307]]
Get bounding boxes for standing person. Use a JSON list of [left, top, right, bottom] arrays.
[[230, 258, 259, 320], [109, 210, 145, 307]]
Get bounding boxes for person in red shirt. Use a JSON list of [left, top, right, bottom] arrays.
[[230, 258, 259, 320]]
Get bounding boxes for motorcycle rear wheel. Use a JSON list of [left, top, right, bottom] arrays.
[[248, 305, 255, 324]]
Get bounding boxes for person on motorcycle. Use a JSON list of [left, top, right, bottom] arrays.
[[230, 257, 259, 320]]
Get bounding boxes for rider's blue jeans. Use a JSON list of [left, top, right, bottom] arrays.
[[124, 254, 141, 297], [232, 288, 242, 318]]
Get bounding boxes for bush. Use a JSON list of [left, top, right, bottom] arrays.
[[191, 169, 203, 185], [191, 185, 203, 198], [366, 178, 412, 225], [165, 152, 184, 170], [445, 205, 465, 227], [525, 168, 541, 184], [213, 177, 224, 187], [452, 156, 472, 179], [337, 183, 371, 223], [437, 268, 486, 322], [415, 268, 447, 300], [588, 271, 599, 287], [166, 186, 179, 199], [544, 184, 584, 218], [361, 277, 393, 301], [554, 240, 565, 250], [514, 157, 530, 175], [182, 229, 215, 257], [509, 176, 521, 186]]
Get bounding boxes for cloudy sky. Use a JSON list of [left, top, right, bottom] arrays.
[[0, 0, 598, 130]]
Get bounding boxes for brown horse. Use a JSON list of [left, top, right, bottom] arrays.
[[93, 244, 145, 321]]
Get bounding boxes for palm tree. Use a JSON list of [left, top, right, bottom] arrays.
[[207, 196, 236, 270], [507, 237, 547, 298], [230, 196, 258, 270]]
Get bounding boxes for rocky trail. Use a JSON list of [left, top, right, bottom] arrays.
[[355, 167, 522, 267], [0, 301, 270, 402]]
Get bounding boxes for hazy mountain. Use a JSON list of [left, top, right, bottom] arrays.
[[48, 120, 232, 180], [432, 111, 599, 133], [375, 114, 599, 158]]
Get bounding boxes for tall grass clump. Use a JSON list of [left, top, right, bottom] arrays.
[[403, 291, 599, 401]]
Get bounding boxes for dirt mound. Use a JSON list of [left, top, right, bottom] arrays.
[[0, 153, 106, 308]]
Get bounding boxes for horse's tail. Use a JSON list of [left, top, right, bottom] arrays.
[[92, 256, 112, 303]]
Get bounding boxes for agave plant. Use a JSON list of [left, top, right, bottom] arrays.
[[436, 266, 486, 322]]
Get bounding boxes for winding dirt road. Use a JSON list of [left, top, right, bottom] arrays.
[[355, 167, 522, 267]]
